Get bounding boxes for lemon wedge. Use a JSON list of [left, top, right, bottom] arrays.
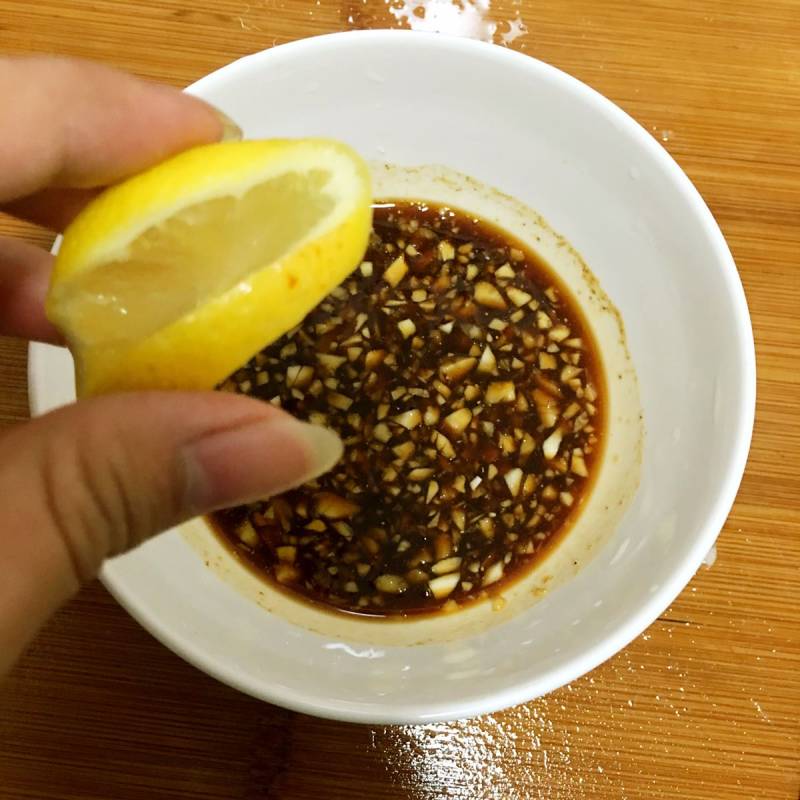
[[46, 139, 372, 396]]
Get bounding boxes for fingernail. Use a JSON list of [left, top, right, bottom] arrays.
[[209, 105, 243, 142], [185, 417, 343, 512], [282, 420, 344, 480]]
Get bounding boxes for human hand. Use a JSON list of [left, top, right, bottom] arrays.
[[0, 56, 342, 674]]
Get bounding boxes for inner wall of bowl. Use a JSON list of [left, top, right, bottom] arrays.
[[70, 33, 750, 720], [184, 162, 642, 645]]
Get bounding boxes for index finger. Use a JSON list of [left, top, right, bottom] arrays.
[[0, 56, 239, 204]]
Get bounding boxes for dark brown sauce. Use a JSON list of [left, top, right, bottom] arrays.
[[209, 201, 605, 617]]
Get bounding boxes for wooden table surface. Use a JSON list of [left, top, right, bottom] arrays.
[[1, 1, 798, 798]]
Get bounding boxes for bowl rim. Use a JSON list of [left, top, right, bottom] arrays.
[[30, 29, 756, 724]]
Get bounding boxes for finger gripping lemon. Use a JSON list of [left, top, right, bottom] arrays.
[[46, 139, 372, 396]]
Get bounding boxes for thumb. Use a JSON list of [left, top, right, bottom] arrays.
[[0, 391, 341, 673]]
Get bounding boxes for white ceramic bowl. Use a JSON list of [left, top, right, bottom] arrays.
[[29, 30, 755, 723]]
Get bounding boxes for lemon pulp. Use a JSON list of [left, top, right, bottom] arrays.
[[46, 139, 372, 395]]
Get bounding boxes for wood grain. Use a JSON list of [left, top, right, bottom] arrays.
[[0, 2, 798, 798]]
